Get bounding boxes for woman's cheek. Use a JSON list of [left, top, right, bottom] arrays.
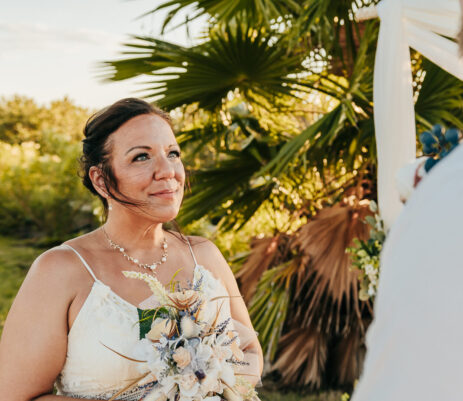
[[176, 164, 186, 184], [177, 186, 184, 206]]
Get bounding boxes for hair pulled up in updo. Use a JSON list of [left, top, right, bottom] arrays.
[[79, 98, 172, 220]]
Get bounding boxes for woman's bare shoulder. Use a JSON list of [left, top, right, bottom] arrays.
[[187, 236, 242, 298], [187, 236, 230, 273], [187, 235, 220, 255], [30, 246, 77, 275], [26, 231, 100, 292]]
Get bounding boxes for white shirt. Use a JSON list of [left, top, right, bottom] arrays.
[[352, 144, 463, 401]]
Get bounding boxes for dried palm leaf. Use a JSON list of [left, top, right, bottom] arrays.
[[236, 235, 289, 302], [273, 328, 328, 387], [245, 202, 374, 388], [326, 321, 370, 386], [290, 203, 372, 334]]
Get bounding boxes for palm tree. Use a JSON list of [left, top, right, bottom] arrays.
[[101, 0, 463, 389]]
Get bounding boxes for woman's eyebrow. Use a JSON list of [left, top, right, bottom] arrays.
[[125, 145, 151, 155], [125, 144, 179, 155]]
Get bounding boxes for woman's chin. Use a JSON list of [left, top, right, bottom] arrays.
[[123, 197, 182, 222], [146, 205, 180, 223]]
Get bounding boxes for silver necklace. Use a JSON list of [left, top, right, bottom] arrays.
[[102, 226, 168, 272]]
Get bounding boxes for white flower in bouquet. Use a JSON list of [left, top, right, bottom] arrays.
[[176, 372, 200, 397], [169, 290, 203, 310], [199, 369, 222, 396], [180, 315, 202, 338], [147, 318, 176, 342], [218, 360, 236, 389], [365, 264, 374, 276], [185, 338, 212, 367], [212, 342, 232, 363], [131, 338, 162, 379], [173, 346, 192, 369]]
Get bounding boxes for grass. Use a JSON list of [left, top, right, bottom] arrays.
[[0, 236, 347, 401], [0, 236, 43, 332]]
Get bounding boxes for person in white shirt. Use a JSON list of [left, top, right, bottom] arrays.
[[352, 142, 463, 401], [352, 5, 463, 396]]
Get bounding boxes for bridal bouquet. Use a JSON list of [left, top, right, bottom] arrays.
[[108, 271, 260, 401]]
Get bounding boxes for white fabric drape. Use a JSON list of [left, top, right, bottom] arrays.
[[367, 0, 463, 229]]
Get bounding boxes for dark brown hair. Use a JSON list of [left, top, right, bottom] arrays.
[[79, 98, 172, 221]]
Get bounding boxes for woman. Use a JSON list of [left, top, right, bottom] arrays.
[[0, 98, 263, 400]]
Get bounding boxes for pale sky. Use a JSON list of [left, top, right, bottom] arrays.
[[0, 0, 203, 109]]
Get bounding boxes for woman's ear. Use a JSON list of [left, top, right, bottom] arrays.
[[88, 166, 110, 199]]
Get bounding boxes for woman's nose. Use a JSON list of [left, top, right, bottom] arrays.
[[153, 155, 175, 181]]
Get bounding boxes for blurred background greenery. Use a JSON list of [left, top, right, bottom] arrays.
[[2, 0, 463, 399]]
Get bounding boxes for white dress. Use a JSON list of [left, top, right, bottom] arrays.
[[56, 240, 232, 400]]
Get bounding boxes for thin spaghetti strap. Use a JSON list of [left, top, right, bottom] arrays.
[[62, 244, 98, 282], [185, 237, 199, 267]]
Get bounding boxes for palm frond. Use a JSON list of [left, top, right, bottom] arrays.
[[141, 0, 301, 33], [177, 136, 277, 227], [286, 1, 379, 73], [101, 24, 308, 111], [252, 21, 378, 180], [415, 58, 463, 131], [248, 263, 291, 360]]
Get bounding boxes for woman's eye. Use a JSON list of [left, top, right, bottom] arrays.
[[168, 150, 181, 158], [133, 153, 149, 162], [132, 150, 180, 162]]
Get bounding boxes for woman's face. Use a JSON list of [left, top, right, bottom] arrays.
[[107, 113, 185, 222]]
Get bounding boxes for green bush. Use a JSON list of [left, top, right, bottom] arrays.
[[0, 96, 100, 240], [0, 136, 99, 238]]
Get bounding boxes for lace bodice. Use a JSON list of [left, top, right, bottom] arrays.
[[56, 242, 232, 400]]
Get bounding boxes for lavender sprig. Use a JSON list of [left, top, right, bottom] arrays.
[[215, 318, 231, 335], [226, 357, 250, 366], [222, 335, 239, 346], [193, 275, 203, 291]]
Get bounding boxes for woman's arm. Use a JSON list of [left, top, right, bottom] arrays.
[[0, 248, 96, 401], [193, 239, 264, 380]]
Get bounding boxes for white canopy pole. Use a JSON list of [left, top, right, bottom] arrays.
[[357, 0, 463, 230]]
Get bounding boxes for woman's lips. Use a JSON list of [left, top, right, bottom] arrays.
[[149, 189, 177, 200]]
